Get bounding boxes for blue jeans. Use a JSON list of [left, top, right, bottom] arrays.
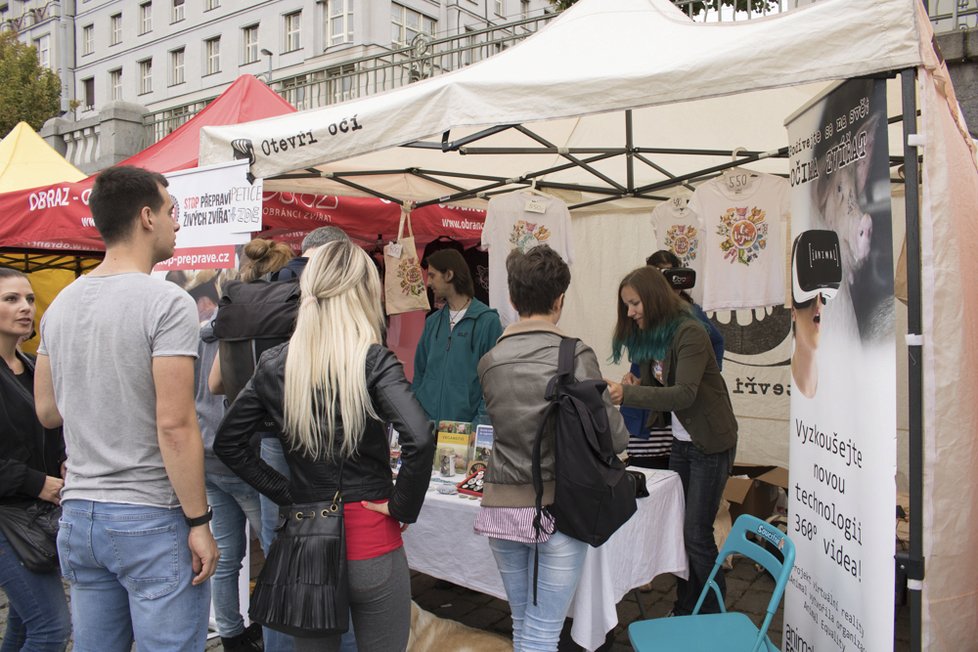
[[0, 530, 71, 651], [488, 532, 588, 652], [259, 439, 358, 652], [57, 499, 210, 652], [207, 472, 262, 638], [669, 439, 734, 615]]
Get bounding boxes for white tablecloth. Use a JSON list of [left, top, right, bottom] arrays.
[[402, 468, 687, 651]]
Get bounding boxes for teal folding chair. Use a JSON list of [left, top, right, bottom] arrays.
[[629, 514, 795, 652]]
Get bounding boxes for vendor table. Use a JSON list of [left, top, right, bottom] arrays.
[[402, 468, 687, 651]]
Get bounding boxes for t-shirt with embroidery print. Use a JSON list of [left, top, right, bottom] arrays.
[[688, 172, 790, 311], [481, 190, 574, 327], [650, 197, 704, 304]]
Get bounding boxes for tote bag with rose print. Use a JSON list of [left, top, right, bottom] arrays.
[[384, 207, 430, 315]]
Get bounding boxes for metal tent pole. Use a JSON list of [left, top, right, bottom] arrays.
[[895, 67, 924, 652]]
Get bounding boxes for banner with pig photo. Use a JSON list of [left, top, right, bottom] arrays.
[[782, 79, 896, 651]]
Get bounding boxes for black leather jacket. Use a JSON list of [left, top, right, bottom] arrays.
[[0, 351, 65, 507], [214, 343, 435, 524]]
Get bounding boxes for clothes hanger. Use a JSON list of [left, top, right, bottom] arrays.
[[521, 176, 551, 198], [722, 147, 758, 185]]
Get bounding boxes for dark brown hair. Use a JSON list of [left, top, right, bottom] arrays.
[[89, 166, 169, 245], [426, 249, 474, 297], [614, 266, 687, 340], [506, 245, 570, 317]]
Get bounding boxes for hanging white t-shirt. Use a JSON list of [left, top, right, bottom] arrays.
[[481, 190, 574, 326], [688, 172, 789, 311], [650, 196, 704, 304]]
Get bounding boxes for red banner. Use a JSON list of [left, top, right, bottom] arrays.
[[259, 192, 485, 251], [0, 185, 485, 255]]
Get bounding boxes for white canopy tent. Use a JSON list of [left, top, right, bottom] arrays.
[[200, 0, 978, 649]]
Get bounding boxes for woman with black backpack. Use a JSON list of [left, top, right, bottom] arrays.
[[605, 265, 738, 617], [476, 245, 629, 651]]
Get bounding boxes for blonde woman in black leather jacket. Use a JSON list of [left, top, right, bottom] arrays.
[[215, 241, 434, 652]]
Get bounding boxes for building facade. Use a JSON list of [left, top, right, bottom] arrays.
[[1, 0, 974, 173]]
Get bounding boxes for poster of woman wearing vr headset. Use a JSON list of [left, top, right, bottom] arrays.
[[783, 77, 898, 651]]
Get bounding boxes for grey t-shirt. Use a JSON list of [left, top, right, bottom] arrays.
[[39, 273, 199, 508]]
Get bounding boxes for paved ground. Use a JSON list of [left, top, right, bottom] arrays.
[[1, 556, 910, 650]]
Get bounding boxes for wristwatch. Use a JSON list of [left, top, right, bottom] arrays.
[[184, 506, 213, 528]]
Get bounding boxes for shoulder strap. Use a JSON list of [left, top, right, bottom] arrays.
[[557, 337, 578, 381]]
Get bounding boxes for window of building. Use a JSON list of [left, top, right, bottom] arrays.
[[171, 0, 184, 23], [284, 11, 301, 51], [494, 0, 504, 17], [205, 0, 219, 10], [204, 37, 220, 75], [83, 77, 95, 110], [33, 34, 50, 68], [243, 24, 259, 64], [139, 2, 152, 34], [281, 74, 310, 110], [170, 48, 184, 85], [109, 68, 122, 100], [462, 26, 474, 66], [326, 0, 353, 48], [110, 13, 122, 45], [391, 3, 435, 48], [327, 64, 355, 103], [138, 58, 152, 94], [82, 24, 94, 55]]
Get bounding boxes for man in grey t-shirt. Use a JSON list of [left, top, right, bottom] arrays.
[[35, 166, 219, 651]]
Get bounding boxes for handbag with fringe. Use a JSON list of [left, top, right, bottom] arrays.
[[250, 489, 349, 637]]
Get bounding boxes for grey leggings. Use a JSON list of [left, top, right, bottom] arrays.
[[293, 546, 411, 652]]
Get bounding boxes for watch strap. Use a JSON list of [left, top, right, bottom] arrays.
[[184, 506, 213, 528]]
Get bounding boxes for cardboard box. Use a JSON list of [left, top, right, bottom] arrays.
[[723, 465, 789, 522]]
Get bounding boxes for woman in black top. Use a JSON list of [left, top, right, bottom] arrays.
[[0, 267, 71, 650]]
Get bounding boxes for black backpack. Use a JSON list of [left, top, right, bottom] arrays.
[[531, 338, 637, 547], [212, 279, 300, 401]]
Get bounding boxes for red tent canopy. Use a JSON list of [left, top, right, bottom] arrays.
[[0, 75, 297, 253]]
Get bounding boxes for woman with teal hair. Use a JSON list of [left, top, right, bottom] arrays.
[[605, 266, 737, 616]]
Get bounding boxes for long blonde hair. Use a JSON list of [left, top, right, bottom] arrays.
[[283, 240, 384, 460]]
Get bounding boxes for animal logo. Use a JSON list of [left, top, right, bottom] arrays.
[[664, 224, 699, 265], [509, 220, 551, 252], [717, 206, 768, 266]]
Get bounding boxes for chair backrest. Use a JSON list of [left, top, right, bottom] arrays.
[[694, 514, 796, 649]]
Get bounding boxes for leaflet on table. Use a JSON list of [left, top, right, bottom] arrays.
[[435, 421, 472, 475], [470, 425, 494, 474]]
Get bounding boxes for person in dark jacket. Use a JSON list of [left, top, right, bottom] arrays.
[[0, 267, 71, 651], [476, 246, 628, 651], [214, 239, 434, 652], [271, 226, 349, 282], [413, 248, 502, 427], [606, 266, 738, 616]]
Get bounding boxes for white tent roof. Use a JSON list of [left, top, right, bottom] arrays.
[[199, 0, 925, 208]]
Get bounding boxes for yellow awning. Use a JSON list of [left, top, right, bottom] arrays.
[[0, 122, 86, 193]]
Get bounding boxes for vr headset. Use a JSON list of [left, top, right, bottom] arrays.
[[792, 230, 842, 307], [662, 267, 696, 291]]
